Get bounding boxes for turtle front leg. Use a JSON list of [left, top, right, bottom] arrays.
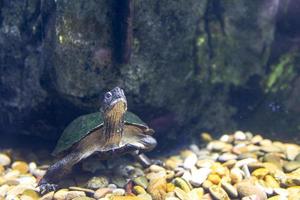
[[38, 150, 93, 194], [130, 135, 163, 167]]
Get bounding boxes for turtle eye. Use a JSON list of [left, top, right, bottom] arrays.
[[105, 92, 112, 100]]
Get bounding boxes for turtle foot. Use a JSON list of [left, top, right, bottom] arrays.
[[38, 183, 58, 195]]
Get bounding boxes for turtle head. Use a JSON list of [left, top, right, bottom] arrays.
[[101, 87, 127, 116]]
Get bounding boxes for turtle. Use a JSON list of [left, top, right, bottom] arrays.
[[38, 87, 157, 193]]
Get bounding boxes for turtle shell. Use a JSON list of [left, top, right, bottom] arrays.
[[52, 111, 150, 155]]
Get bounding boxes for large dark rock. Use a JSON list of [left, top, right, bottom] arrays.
[[3, 0, 298, 144]]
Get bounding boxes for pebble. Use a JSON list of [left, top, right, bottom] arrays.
[[188, 188, 203, 200], [234, 130, 247, 141], [0, 154, 11, 166], [190, 167, 211, 186], [12, 161, 29, 174], [285, 144, 300, 161], [174, 187, 189, 200], [183, 153, 197, 169], [201, 132, 213, 142], [283, 161, 300, 173], [112, 188, 126, 196], [40, 191, 54, 200], [147, 178, 167, 200], [149, 165, 165, 172], [65, 191, 86, 200], [0, 131, 299, 200], [221, 181, 238, 198], [209, 185, 229, 200], [173, 178, 191, 193], [237, 181, 267, 200], [53, 189, 69, 200], [87, 176, 109, 189], [133, 176, 148, 189], [218, 153, 237, 162], [69, 187, 94, 194], [94, 188, 112, 199], [137, 193, 152, 200]]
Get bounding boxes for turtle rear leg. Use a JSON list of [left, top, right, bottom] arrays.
[[38, 149, 95, 194]]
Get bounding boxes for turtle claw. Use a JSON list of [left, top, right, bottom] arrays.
[[38, 183, 58, 195]]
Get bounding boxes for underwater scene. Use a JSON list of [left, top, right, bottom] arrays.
[[0, 0, 300, 200]]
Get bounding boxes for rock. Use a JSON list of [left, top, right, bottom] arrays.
[[166, 183, 175, 193], [112, 188, 126, 196], [230, 168, 244, 184], [202, 180, 213, 191], [234, 131, 247, 141], [54, 189, 69, 200], [285, 144, 300, 161], [40, 191, 54, 200], [111, 176, 127, 188], [173, 178, 192, 193], [187, 188, 203, 200], [295, 153, 300, 162], [283, 161, 300, 173], [72, 197, 95, 200], [17, 176, 36, 186], [190, 167, 211, 187], [183, 153, 197, 169], [149, 165, 165, 172], [0, 184, 10, 197], [174, 187, 189, 200], [165, 170, 175, 181], [21, 189, 39, 200], [207, 141, 232, 152], [110, 196, 141, 200], [65, 191, 86, 200], [251, 135, 263, 144], [133, 185, 147, 195], [200, 132, 213, 142], [237, 181, 267, 200], [165, 159, 180, 170], [235, 158, 258, 168], [208, 174, 221, 185], [12, 161, 29, 174], [0, 154, 11, 166], [260, 146, 282, 153], [218, 153, 238, 162], [264, 175, 279, 188], [133, 176, 149, 189], [146, 171, 166, 180], [147, 178, 167, 200], [94, 188, 112, 199], [137, 193, 152, 200], [219, 135, 233, 143], [252, 168, 269, 179], [69, 187, 94, 194], [208, 185, 229, 200], [262, 153, 282, 169], [221, 181, 238, 198], [87, 176, 109, 189]]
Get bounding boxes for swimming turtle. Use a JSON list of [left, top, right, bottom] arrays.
[[38, 87, 157, 193]]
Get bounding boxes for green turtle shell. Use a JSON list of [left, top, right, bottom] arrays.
[[52, 111, 149, 155]]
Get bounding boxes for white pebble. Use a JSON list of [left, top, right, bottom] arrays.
[[234, 131, 247, 141], [0, 153, 11, 166], [183, 153, 197, 169], [190, 167, 211, 187], [235, 158, 258, 168], [112, 188, 125, 196]]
